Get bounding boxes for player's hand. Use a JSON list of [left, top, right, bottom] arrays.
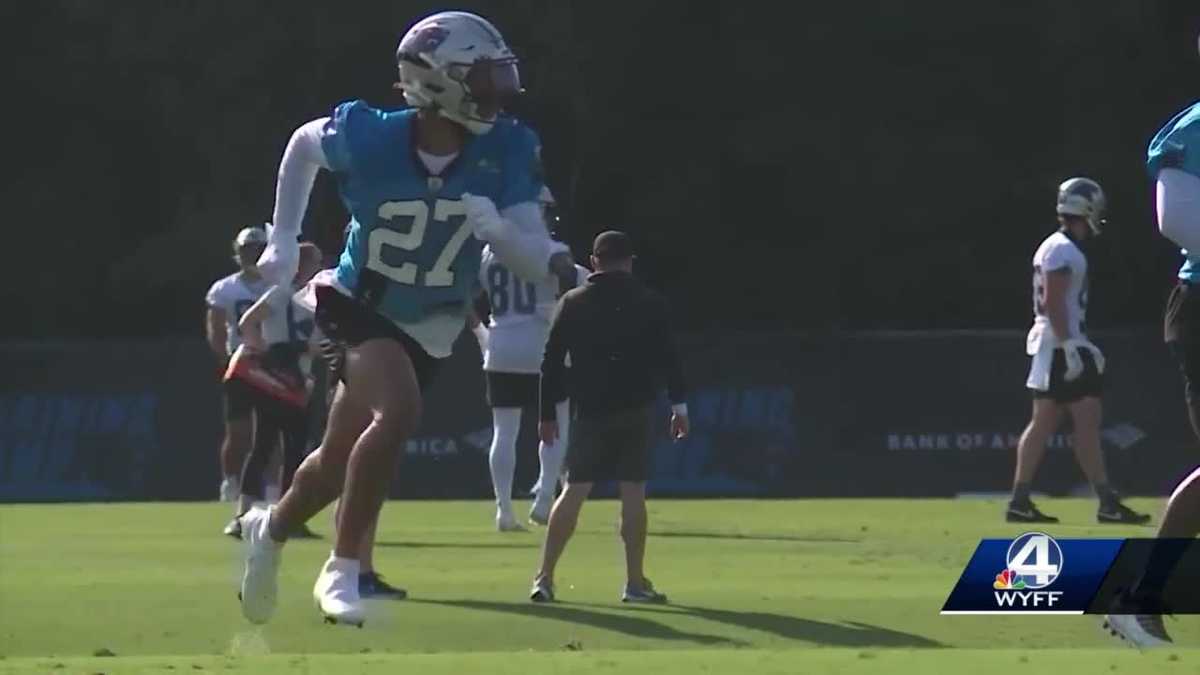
[[670, 412, 689, 440], [539, 420, 559, 444], [461, 193, 505, 240]]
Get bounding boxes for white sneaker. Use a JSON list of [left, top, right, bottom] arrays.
[[1103, 614, 1173, 648], [238, 506, 283, 624], [528, 497, 551, 526], [220, 477, 240, 502], [313, 555, 365, 627], [496, 508, 525, 532]]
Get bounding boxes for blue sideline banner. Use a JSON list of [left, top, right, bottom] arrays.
[[0, 330, 1194, 502]]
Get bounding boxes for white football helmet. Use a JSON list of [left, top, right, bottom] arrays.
[[234, 225, 267, 249], [1056, 177, 1106, 234], [395, 11, 521, 135]]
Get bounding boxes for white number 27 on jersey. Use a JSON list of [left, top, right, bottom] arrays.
[[367, 199, 472, 287]]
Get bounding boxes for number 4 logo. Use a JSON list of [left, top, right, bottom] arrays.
[[1005, 532, 1063, 589]]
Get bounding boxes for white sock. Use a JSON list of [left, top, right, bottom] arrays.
[[536, 400, 570, 502], [489, 407, 521, 514], [321, 554, 361, 589], [237, 494, 254, 515]]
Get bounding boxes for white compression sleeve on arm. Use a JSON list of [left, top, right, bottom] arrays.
[[1157, 168, 1200, 253], [488, 202, 569, 281], [258, 117, 331, 285]]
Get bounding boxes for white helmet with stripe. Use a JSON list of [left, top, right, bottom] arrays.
[[395, 11, 522, 135]]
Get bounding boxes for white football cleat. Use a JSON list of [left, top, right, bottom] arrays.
[[496, 508, 526, 532], [238, 505, 283, 624], [220, 476, 240, 502], [1103, 614, 1173, 649], [313, 555, 366, 627], [528, 497, 551, 526]]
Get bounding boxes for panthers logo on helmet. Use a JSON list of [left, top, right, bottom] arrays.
[[408, 25, 449, 55]]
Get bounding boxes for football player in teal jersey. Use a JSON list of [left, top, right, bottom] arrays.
[[1104, 37, 1200, 650], [237, 10, 576, 626]]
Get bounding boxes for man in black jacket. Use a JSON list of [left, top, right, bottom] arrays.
[[531, 231, 688, 604]]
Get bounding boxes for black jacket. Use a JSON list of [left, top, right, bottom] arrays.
[[540, 270, 686, 420]]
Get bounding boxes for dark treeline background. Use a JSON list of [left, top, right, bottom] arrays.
[[5, 1, 1200, 338]]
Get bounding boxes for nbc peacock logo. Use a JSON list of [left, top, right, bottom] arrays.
[[993, 569, 1026, 590]]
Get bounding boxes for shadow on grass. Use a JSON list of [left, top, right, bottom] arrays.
[[374, 540, 537, 550], [409, 598, 747, 646], [578, 602, 943, 648], [649, 530, 861, 544]]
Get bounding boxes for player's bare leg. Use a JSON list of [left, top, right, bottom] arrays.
[[272, 383, 371, 536], [331, 339, 420, 546], [1105, 467, 1200, 647], [237, 379, 369, 624], [308, 338, 421, 624], [220, 417, 252, 499], [531, 480, 592, 601], [1067, 397, 1150, 524], [356, 509, 406, 599], [1008, 399, 1061, 522]]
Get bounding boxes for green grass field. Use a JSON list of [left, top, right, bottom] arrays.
[[0, 498, 1194, 674]]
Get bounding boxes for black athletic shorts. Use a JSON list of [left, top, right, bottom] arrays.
[[314, 285, 442, 393], [565, 405, 654, 483], [485, 371, 538, 408], [485, 371, 568, 409], [1165, 281, 1200, 399], [223, 377, 255, 421], [1029, 348, 1103, 404]]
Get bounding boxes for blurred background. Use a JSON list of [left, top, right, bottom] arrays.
[[5, 0, 1200, 338], [3, 1, 1200, 502]]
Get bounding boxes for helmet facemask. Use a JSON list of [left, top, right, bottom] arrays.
[[395, 13, 524, 135], [1056, 178, 1107, 236]]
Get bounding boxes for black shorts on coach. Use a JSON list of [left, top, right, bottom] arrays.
[[1029, 348, 1103, 404], [314, 285, 442, 392], [565, 405, 654, 483]]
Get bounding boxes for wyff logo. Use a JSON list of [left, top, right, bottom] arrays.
[[943, 532, 1124, 614], [993, 532, 1064, 609]]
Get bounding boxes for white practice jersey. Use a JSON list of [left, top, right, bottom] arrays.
[[259, 285, 317, 347], [206, 272, 270, 355], [1030, 230, 1089, 339], [480, 245, 589, 373]]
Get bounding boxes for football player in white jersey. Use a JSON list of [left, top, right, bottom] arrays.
[[476, 188, 589, 530], [205, 226, 270, 501], [1008, 178, 1150, 525], [224, 242, 324, 538]]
